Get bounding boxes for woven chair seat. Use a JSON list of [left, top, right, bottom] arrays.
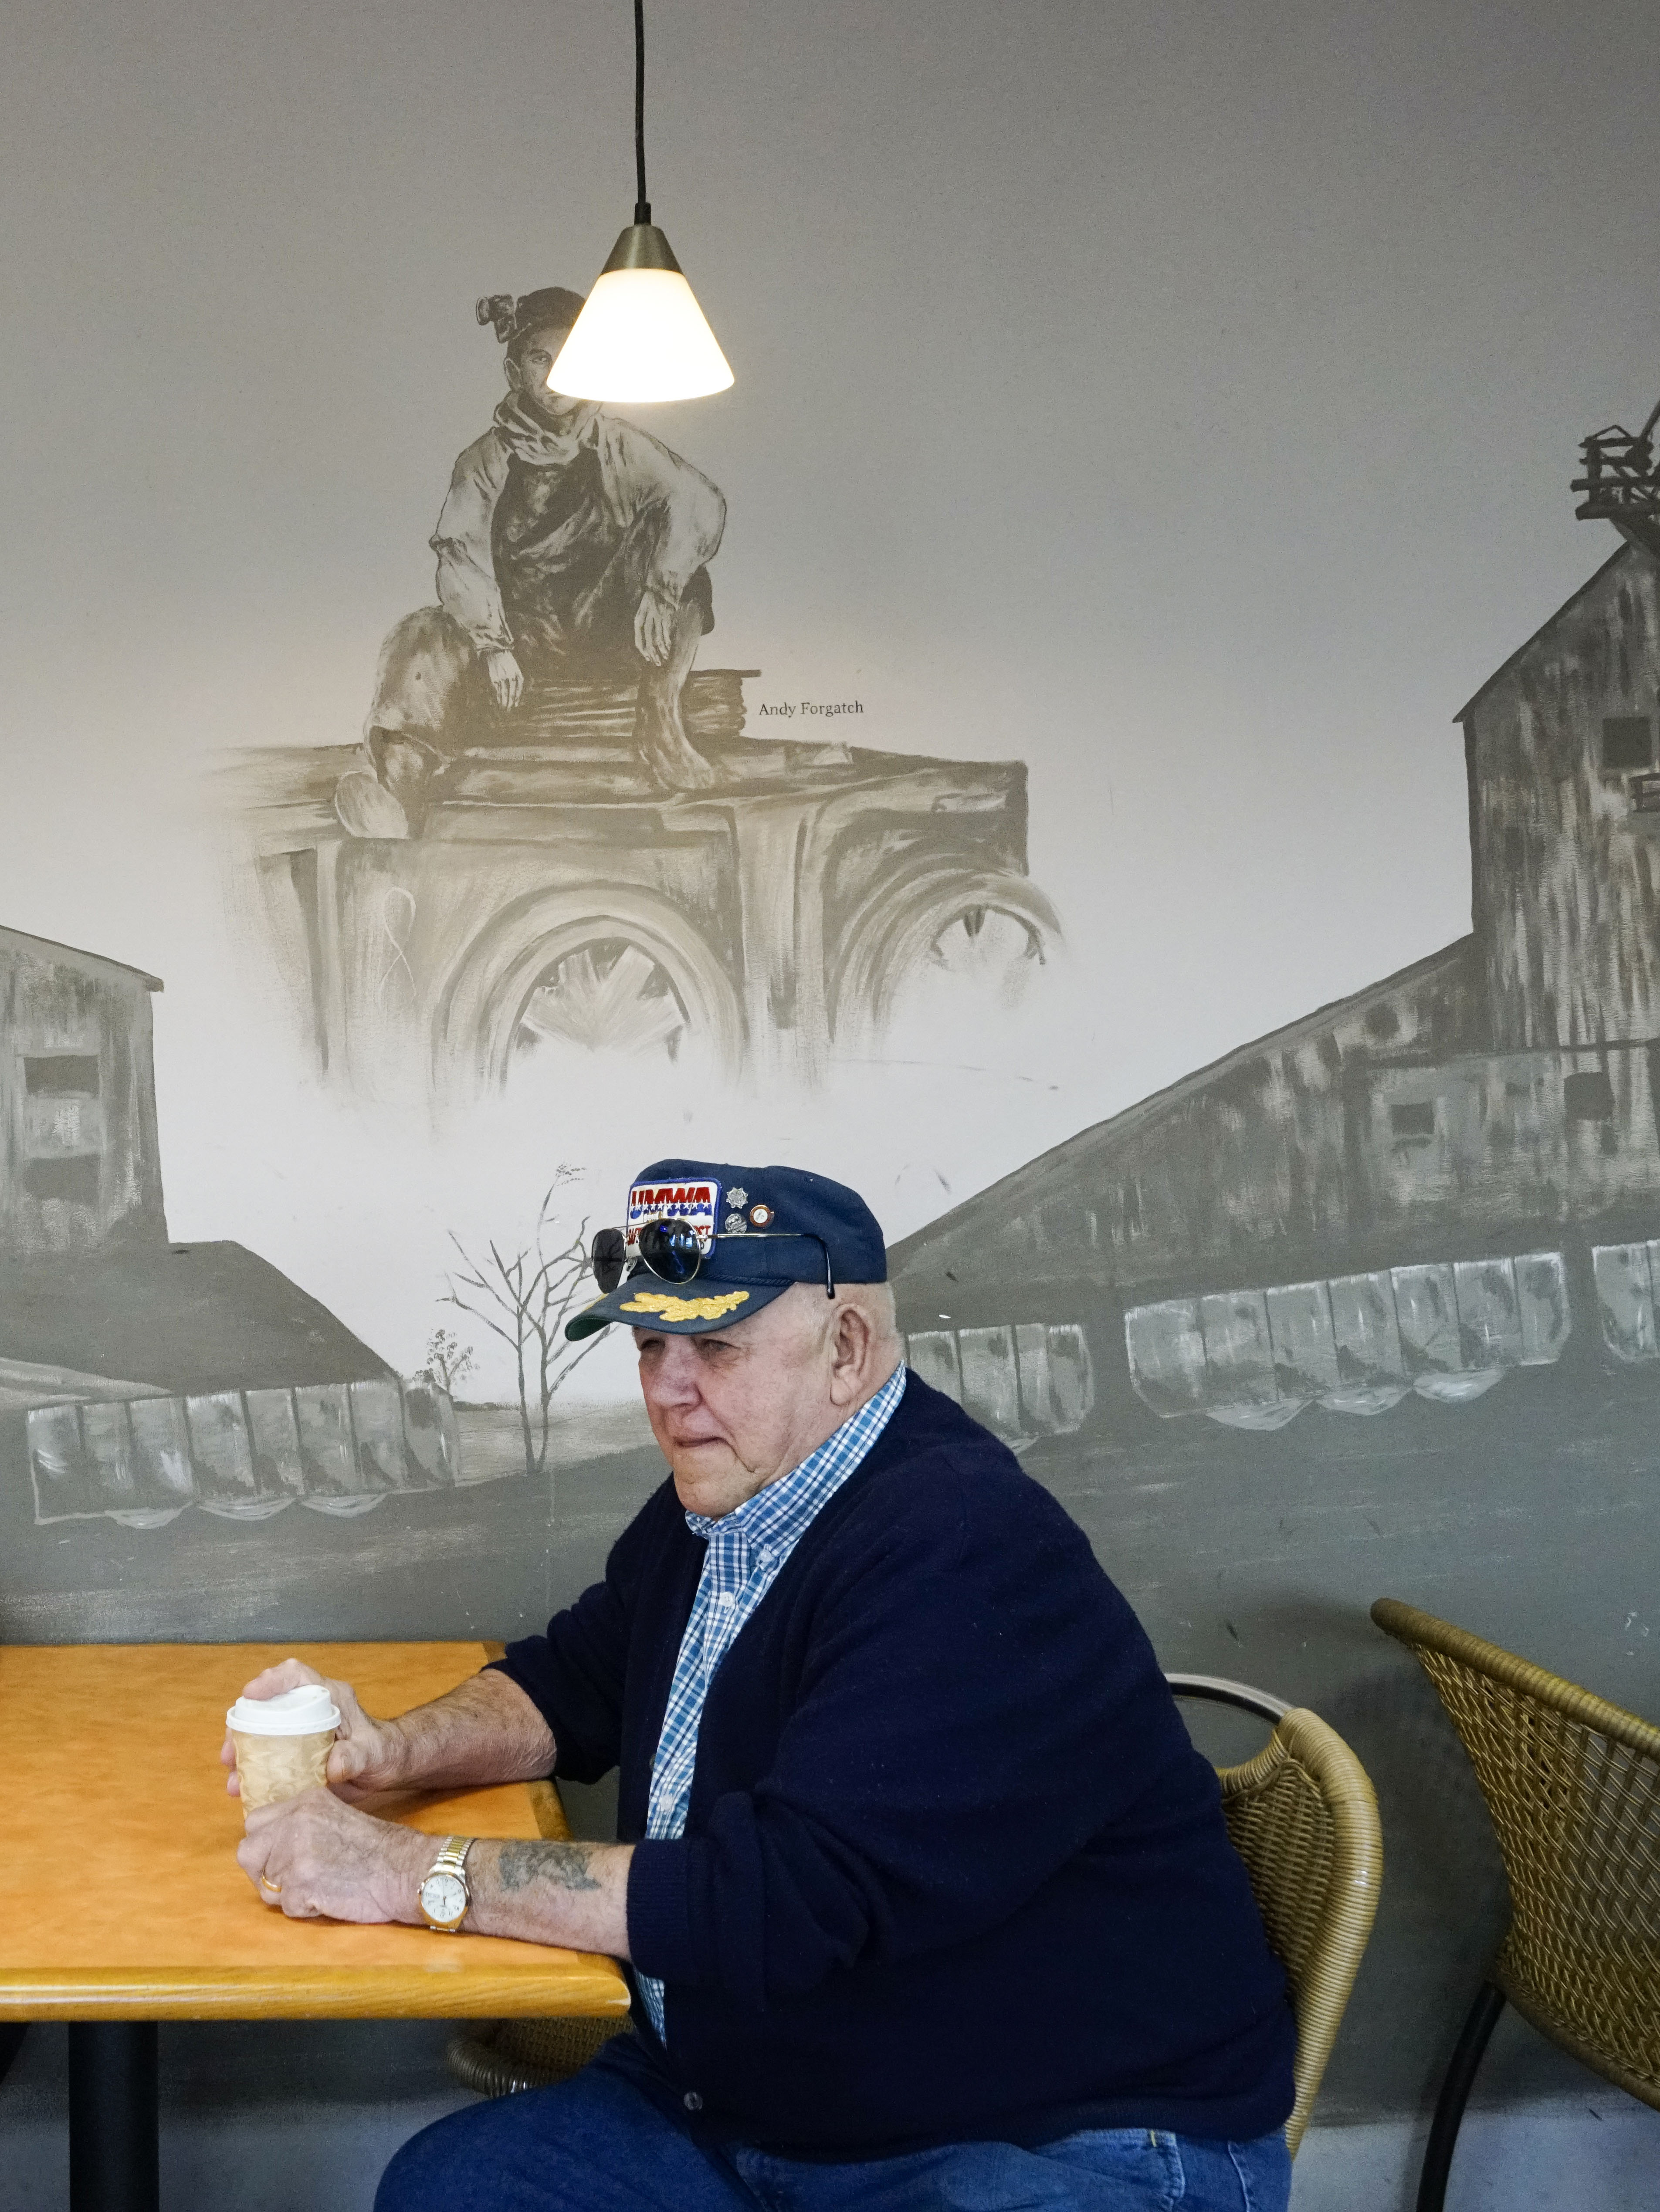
[[447, 2014, 634, 2099]]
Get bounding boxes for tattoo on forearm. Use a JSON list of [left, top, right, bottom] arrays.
[[495, 1840, 603, 1894]]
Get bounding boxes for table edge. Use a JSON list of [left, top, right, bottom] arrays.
[[0, 1960, 632, 2021]]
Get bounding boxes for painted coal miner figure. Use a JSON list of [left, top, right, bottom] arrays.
[[338, 287, 727, 837]]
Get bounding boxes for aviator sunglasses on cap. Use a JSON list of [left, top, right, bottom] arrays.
[[590, 1220, 836, 1299]]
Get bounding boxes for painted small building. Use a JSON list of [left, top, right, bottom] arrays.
[[1465, 544, 1660, 1052], [0, 928, 166, 1258], [0, 926, 461, 1617]]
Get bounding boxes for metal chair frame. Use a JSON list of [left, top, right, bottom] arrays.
[[1372, 1597, 1660, 2212], [1165, 1672, 1383, 2156], [1165, 1671, 1291, 1724]]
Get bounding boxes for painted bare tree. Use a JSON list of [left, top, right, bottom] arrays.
[[443, 1192, 603, 1485]]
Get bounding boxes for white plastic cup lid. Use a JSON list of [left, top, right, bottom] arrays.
[[226, 1684, 341, 1737]]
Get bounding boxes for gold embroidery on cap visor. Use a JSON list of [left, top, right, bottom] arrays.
[[619, 1287, 753, 1322]]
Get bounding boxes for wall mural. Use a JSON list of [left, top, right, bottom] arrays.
[[13, 365, 1660, 2117], [21, 409, 1660, 1578], [890, 461, 1660, 1451], [219, 287, 1058, 1103]]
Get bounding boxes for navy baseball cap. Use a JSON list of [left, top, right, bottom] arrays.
[[565, 1160, 888, 1339]]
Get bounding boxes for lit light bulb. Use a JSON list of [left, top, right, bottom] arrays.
[[549, 224, 733, 404]]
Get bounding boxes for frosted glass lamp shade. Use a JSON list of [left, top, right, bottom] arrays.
[[549, 224, 734, 403]]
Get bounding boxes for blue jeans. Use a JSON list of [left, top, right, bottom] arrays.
[[376, 2041, 1291, 2212]]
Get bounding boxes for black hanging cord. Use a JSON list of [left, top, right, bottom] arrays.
[[634, 0, 650, 224]]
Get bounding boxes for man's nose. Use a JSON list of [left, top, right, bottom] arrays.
[[646, 1341, 705, 1404]]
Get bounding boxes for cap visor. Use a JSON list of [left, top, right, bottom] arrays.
[[564, 1277, 791, 1340]]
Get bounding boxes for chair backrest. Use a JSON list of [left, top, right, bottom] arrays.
[[1169, 1678, 1382, 2155], [1372, 1597, 1660, 2111]]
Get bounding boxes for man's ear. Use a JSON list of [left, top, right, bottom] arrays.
[[826, 1299, 874, 1404]]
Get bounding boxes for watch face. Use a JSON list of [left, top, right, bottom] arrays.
[[421, 1871, 467, 1924]]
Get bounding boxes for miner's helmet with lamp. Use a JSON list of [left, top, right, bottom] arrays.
[[566, 1161, 888, 1340]]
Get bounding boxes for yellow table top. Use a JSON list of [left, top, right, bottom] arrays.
[[1, 1640, 631, 2021]]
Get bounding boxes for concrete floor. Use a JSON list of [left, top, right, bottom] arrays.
[[2, 2019, 1657, 2211]]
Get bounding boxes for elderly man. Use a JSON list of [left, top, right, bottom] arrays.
[[227, 1161, 1295, 2212]]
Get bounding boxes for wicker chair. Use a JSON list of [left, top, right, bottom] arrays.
[[1371, 1597, 1660, 2212], [1166, 1674, 1383, 2156]]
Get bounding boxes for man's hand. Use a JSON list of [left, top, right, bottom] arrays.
[[225, 1659, 555, 1810], [221, 1657, 407, 1804], [238, 1789, 430, 1924], [485, 648, 525, 709], [237, 1799, 635, 1955], [633, 589, 678, 668]]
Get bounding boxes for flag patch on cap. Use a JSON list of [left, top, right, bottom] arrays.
[[625, 1178, 722, 1258]]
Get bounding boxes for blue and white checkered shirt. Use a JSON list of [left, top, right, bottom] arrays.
[[636, 1361, 907, 2042]]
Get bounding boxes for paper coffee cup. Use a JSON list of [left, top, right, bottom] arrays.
[[227, 1684, 341, 1819]]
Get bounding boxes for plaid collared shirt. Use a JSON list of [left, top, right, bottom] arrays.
[[636, 1362, 908, 2042]]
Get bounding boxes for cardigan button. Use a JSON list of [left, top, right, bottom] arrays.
[[683, 2091, 704, 2112]]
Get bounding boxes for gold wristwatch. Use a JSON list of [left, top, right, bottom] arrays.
[[417, 1836, 473, 1933]]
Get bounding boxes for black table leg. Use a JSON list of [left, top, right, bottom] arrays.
[[68, 2022, 160, 2212]]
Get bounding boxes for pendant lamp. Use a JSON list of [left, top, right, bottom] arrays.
[[549, 0, 734, 403]]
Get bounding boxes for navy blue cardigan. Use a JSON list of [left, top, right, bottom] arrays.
[[494, 1372, 1295, 2155]]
